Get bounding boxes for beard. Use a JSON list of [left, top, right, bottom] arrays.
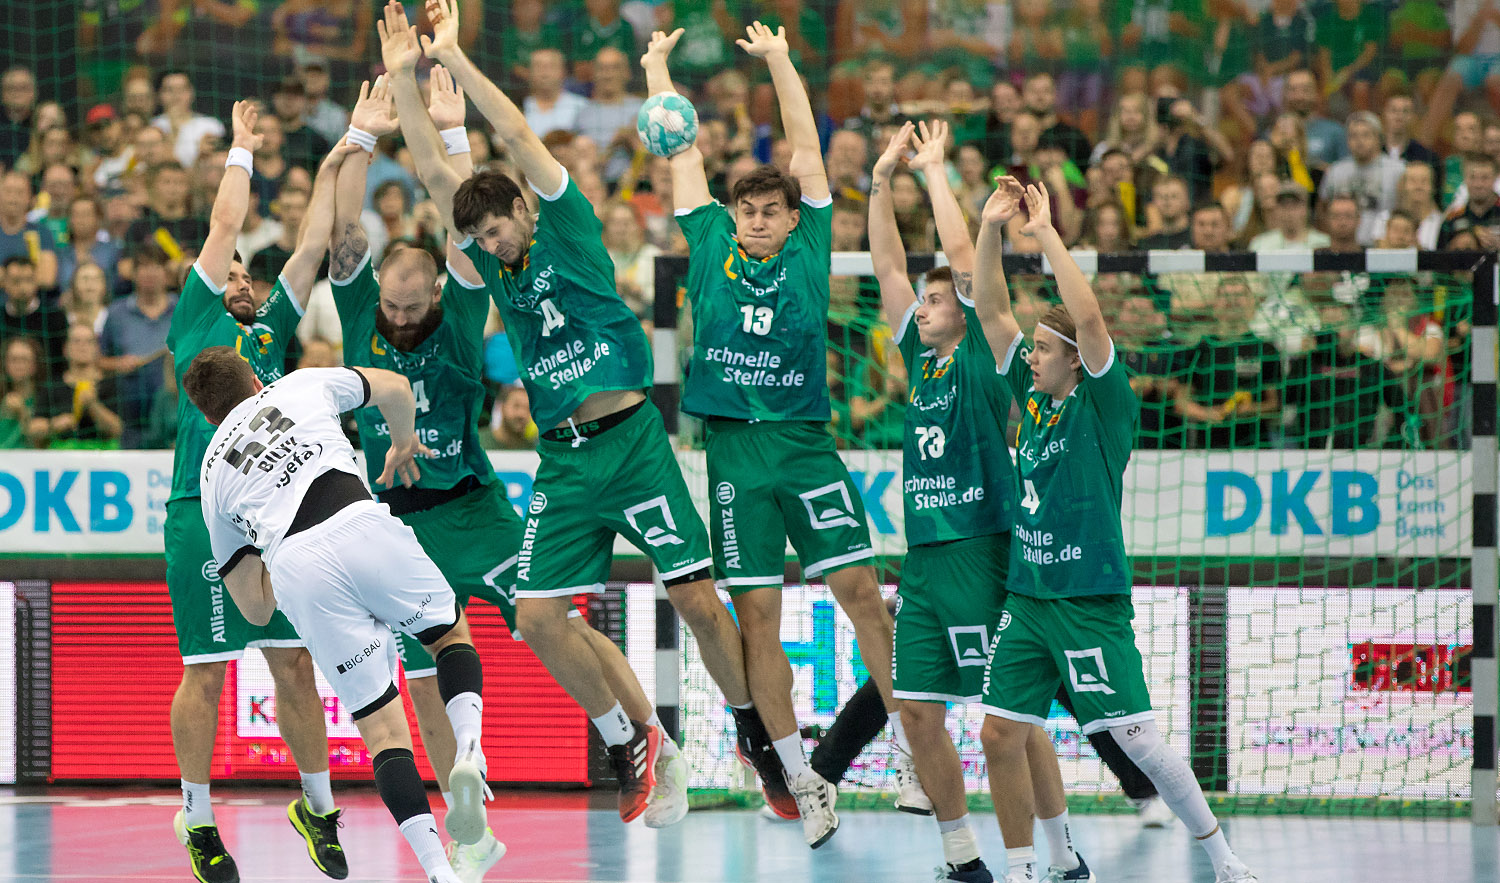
[[375, 302, 444, 352], [224, 294, 256, 324]]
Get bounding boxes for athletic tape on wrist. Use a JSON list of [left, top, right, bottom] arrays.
[[224, 147, 253, 174], [440, 127, 470, 155], [346, 126, 378, 153]]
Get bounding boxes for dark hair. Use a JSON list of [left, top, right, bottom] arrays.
[[1386, 208, 1418, 229], [1152, 175, 1189, 198], [372, 179, 410, 211], [1326, 193, 1361, 213], [133, 241, 171, 267], [2, 255, 35, 273], [183, 345, 257, 424], [146, 160, 187, 184], [1464, 151, 1498, 172], [731, 164, 800, 212], [154, 69, 191, 93], [452, 169, 525, 235], [923, 266, 955, 287], [0, 336, 42, 394], [1191, 202, 1229, 221]]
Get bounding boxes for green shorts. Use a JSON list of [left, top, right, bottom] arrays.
[[516, 400, 712, 597], [392, 481, 526, 677], [706, 420, 874, 595], [165, 498, 303, 664], [980, 592, 1155, 735], [893, 535, 1010, 704]]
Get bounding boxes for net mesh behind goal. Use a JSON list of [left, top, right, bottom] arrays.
[[661, 255, 1477, 817]]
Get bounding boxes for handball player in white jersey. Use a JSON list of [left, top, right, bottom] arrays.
[[186, 345, 492, 883]]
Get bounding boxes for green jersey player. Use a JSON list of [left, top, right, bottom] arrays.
[[871, 120, 1092, 883], [383, 0, 764, 828], [971, 179, 1259, 883], [163, 100, 355, 883], [644, 23, 895, 848]]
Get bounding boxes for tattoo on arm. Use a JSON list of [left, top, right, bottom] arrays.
[[870, 180, 881, 198], [330, 222, 368, 281], [953, 270, 973, 297]]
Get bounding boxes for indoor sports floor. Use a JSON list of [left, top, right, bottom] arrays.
[[2, 788, 1494, 882]]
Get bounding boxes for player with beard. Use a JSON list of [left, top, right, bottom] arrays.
[[329, 72, 665, 872], [163, 99, 361, 883]]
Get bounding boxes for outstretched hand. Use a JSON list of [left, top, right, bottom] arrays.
[[420, 0, 461, 60], [982, 176, 1025, 226], [427, 64, 466, 129], [736, 21, 789, 58], [872, 120, 914, 181], [909, 119, 948, 172], [230, 100, 263, 153], [377, 0, 423, 75], [643, 28, 684, 68], [1020, 181, 1054, 237], [350, 77, 399, 137], [377, 435, 437, 489]]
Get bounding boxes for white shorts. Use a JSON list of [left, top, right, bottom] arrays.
[[266, 500, 459, 716]]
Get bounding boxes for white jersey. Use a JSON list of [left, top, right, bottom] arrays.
[[201, 367, 371, 573]]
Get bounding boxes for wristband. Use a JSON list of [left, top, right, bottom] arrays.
[[440, 126, 470, 156], [346, 126, 378, 153], [225, 147, 253, 174]]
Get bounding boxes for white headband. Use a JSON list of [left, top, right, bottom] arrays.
[[1035, 323, 1078, 348]]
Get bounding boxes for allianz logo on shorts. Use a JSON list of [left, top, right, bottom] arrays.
[[201, 560, 221, 582], [799, 482, 860, 531], [529, 492, 548, 515], [947, 625, 990, 668], [998, 611, 1012, 631], [624, 496, 684, 547], [1065, 648, 1117, 696], [715, 482, 735, 505]]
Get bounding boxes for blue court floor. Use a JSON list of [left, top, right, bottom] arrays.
[[2, 788, 1495, 882]]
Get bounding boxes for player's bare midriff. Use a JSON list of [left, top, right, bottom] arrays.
[[559, 388, 646, 428]]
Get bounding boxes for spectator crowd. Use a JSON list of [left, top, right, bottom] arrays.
[[0, 0, 1487, 452]]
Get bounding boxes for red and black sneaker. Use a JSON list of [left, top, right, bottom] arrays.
[[731, 707, 799, 819], [607, 721, 660, 823]]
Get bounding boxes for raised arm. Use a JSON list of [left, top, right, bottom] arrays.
[[418, 0, 562, 195], [870, 121, 917, 332], [739, 21, 828, 201], [642, 28, 712, 211], [1021, 181, 1112, 372], [330, 78, 398, 280], [972, 179, 1025, 358], [281, 140, 363, 305], [200, 101, 263, 289], [908, 119, 975, 292], [425, 63, 483, 284], [380, 10, 468, 235], [353, 365, 438, 488]]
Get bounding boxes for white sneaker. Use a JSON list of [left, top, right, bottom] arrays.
[[1214, 857, 1258, 882], [1134, 796, 1174, 829], [893, 744, 933, 815], [446, 741, 491, 846], [759, 803, 796, 822], [788, 771, 839, 848], [446, 828, 506, 883], [172, 810, 189, 846], [643, 747, 690, 828]]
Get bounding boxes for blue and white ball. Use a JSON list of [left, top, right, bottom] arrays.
[[637, 93, 699, 158]]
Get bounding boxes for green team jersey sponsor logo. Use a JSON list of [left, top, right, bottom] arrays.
[[332, 257, 495, 492], [1000, 336, 1140, 599], [677, 199, 834, 422], [895, 300, 1016, 546], [460, 175, 651, 430], [167, 265, 301, 503]]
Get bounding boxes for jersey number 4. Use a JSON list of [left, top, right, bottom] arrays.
[[1021, 478, 1041, 514], [739, 305, 773, 335], [538, 298, 567, 337], [411, 380, 431, 414], [914, 426, 945, 460]]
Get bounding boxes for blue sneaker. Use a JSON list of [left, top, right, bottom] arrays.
[[936, 859, 996, 882], [1045, 852, 1096, 882]]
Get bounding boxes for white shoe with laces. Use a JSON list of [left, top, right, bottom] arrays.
[[446, 828, 506, 883], [1214, 857, 1258, 882], [788, 771, 839, 848], [893, 744, 933, 815], [642, 746, 690, 828]]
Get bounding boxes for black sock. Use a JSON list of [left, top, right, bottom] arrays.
[[810, 677, 887, 784], [372, 747, 431, 824], [435, 643, 483, 705]]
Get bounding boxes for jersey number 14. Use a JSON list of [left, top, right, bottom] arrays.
[[539, 299, 566, 337]]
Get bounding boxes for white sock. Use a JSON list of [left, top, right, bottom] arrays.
[[1197, 826, 1236, 868], [889, 712, 910, 753], [645, 711, 679, 757], [772, 732, 813, 780], [1005, 846, 1037, 881], [445, 692, 484, 755], [398, 813, 450, 876], [730, 700, 754, 710], [299, 770, 335, 815], [591, 702, 633, 747], [441, 791, 455, 811], [937, 815, 980, 865], [1039, 810, 1078, 870], [181, 779, 214, 827]]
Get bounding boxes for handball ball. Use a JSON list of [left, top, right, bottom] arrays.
[[637, 93, 699, 158]]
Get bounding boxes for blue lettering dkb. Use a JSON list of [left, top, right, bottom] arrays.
[[34, 471, 80, 533], [1329, 471, 1379, 535], [90, 471, 132, 532], [1270, 470, 1322, 535], [849, 470, 895, 535], [0, 473, 23, 531], [1205, 471, 1259, 536]]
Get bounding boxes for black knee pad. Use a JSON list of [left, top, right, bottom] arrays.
[[372, 747, 431, 824], [664, 567, 712, 588], [351, 682, 399, 720], [435, 642, 483, 705]]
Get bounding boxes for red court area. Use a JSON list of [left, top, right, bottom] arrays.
[[49, 581, 593, 783]]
